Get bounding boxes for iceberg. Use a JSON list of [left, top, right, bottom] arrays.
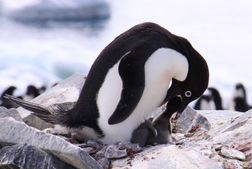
[[2, 0, 110, 21]]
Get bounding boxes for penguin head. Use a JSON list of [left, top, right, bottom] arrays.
[[1, 86, 17, 98], [235, 83, 246, 100], [167, 37, 209, 117]]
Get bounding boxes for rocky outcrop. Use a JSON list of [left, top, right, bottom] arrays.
[[0, 116, 102, 169], [0, 143, 76, 169], [1, 73, 252, 168]]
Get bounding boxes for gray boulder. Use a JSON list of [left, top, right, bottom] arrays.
[[0, 143, 76, 169], [0, 106, 22, 121], [0, 117, 102, 169], [112, 144, 222, 169], [172, 106, 211, 134]]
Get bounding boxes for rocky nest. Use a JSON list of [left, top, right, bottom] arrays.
[[1, 73, 252, 169]]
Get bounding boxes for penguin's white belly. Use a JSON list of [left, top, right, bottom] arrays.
[[200, 99, 216, 110], [97, 48, 188, 144]]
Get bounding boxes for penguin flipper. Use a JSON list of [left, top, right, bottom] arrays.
[[148, 124, 158, 137], [108, 51, 145, 125], [4, 94, 58, 124]]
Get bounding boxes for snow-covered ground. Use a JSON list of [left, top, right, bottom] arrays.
[[0, 0, 251, 108]]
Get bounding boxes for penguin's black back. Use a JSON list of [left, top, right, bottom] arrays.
[[68, 22, 208, 131], [234, 97, 251, 112]]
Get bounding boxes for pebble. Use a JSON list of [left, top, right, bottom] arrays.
[[222, 159, 243, 169], [220, 147, 246, 161], [104, 144, 128, 159]]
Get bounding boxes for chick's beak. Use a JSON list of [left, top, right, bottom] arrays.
[[174, 97, 189, 120]]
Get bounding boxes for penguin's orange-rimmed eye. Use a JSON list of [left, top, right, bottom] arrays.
[[185, 91, 192, 97]]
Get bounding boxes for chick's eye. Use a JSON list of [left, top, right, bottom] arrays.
[[185, 91, 192, 97]]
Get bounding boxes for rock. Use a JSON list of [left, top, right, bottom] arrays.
[[240, 161, 252, 169], [207, 109, 252, 144], [77, 140, 104, 150], [0, 117, 102, 169], [93, 142, 143, 168], [210, 152, 224, 164], [95, 146, 108, 161], [104, 144, 128, 159], [97, 158, 111, 169], [197, 110, 242, 129], [222, 159, 243, 169], [172, 106, 211, 134], [213, 144, 223, 151], [112, 144, 222, 169], [42, 127, 71, 137], [0, 107, 22, 121], [117, 142, 143, 153], [17, 73, 86, 130], [0, 143, 76, 169], [244, 149, 252, 161], [82, 147, 99, 154], [230, 140, 252, 152], [220, 147, 246, 161]]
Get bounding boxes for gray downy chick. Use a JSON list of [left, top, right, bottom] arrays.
[[131, 96, 181, 146]]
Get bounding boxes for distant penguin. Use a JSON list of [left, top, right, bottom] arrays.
[[194, 87, 223, 110], [233, 97, 251, 112], [208, 87, 223, 110], [5, 22, 209, 144], [194, 95, 215, 110], [234, 83, 247, 100], [0, 86, 19, 108], [229, 83, 251, 112], [39, 86, 47, 94], [23, 85, 40, 101]]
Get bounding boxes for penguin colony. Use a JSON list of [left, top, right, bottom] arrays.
[[0, 85, 45, 109], [194, 83, 252, 112], [4, 22, 211, 146]]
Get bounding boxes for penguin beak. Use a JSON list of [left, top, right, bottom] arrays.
[[174, 96, 189, 119]]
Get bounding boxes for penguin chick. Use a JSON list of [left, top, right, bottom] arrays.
[[131, 96, 181, 147], [130, 118, 157, 147], [146, 96, 182, 146], [5, 22, 209, 144]]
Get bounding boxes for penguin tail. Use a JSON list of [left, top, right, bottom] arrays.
[[4, 94, 62, 124]]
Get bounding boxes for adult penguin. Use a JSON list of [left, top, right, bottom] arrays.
[[5, 22, 209, 144]]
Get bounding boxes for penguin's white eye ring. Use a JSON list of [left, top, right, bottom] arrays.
[[185, 91, 192, 97]]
